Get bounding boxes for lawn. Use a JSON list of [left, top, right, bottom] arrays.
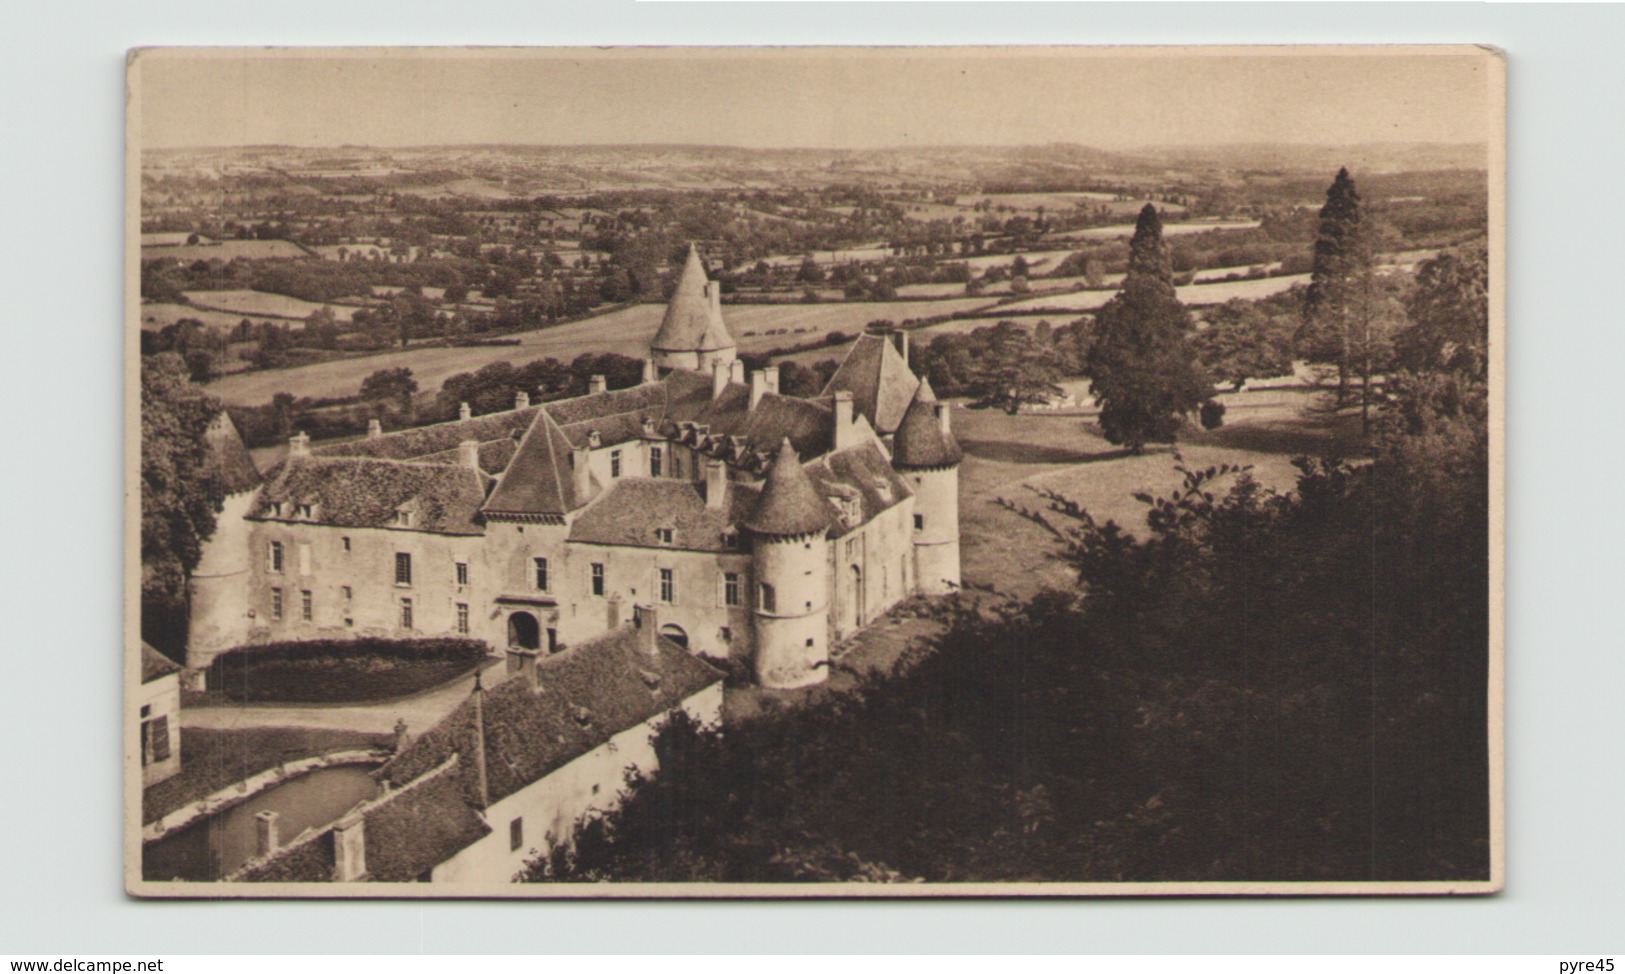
[[950, 388, 1360, 601], [142, 726, 393, 824]]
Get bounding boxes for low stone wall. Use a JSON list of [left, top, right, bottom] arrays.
[[141, 749, 388, 843]]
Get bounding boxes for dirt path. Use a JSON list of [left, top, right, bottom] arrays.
[[180, 657, 511, 736]]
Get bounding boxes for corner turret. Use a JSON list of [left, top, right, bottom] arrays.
[[892, 378, 962, 596], [650, 245, 737, 375], [746, 439, 831, 689]]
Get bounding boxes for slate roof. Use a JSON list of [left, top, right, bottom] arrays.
[[382, 624, 723, 810], [742, 439, 833, 538], [482, 409, 582, 519], [891, 377, 963, 469], [544, 382, 669, 429], [804, 441, 916, 539], [568, 479, 760, 552], [821, 333, 921, 435], [251, 457, 488, 535], [315, 408, 540, 463], [204, 411, 262, 494], [651, 246, 734, 353], [141, 641, 181, 684], [234, 829, 335, 883], [358, 759, 491, 882], [672, 389, 835, 469], [417, 437, 520, 476]]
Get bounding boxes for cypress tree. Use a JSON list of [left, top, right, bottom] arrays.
[[1300, 167, 1373, 406], [1085, 205, 1211, 453]]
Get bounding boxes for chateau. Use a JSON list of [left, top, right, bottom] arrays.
[[187, 246, 962, 691]]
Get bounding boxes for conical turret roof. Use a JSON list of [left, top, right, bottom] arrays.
[[652, 245, 735, 354], [891, 377, 962, 469], [743, 438, 831, 538]]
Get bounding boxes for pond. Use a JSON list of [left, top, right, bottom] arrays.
[[143, 764, 381, 882]]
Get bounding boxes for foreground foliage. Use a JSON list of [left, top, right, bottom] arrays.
[[522, 371, 1489, 884]]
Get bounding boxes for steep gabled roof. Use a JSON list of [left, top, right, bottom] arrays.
[[251, 457, 488, 535], [804, 441, 915, 539], [743, 439, 833, 538], [891, 377, 963, 469], [568, 479, 760, 552], [651, 245, 735, 353], [141, 641, 181, 684], [821, 333, 921, 435], [482, 408, 580, 518], [315, 407, 540, 463]]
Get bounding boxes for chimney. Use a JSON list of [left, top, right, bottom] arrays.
[[589, 374, 607, 395], [459, 401, 472, 422], [729, 358, 745, 386], [935, 402, 952, 435], [572, 444, 592, 500], [514, 390, 530, 410], [367, 418, 383, 439], [705, 458, 727, 510], [749, 370, 767, 410], [641, 359, 657, 385], [711, 358, 729, 400], [288, 430, 310, 458], [254, 810, 280, 859], [763, 366, 779, 396], [458, 439, 480, 471], [706, 280, 722, 317], [507, 647, 540, 691], [833, 390, 855, 450], [332, 814, 367, 882], [894, 330, 909, 367], [632, 603, 660, 657]]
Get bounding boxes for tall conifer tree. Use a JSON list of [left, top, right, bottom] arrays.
[[1300, 167, 1372, 406], [1085, 205, 1211, 453]]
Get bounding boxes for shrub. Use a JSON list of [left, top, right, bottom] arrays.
[[1200, 398, 1227, 429]]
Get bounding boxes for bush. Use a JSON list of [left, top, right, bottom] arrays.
[[208, 637, 491, 703], [1200, 398, 1227, 429]]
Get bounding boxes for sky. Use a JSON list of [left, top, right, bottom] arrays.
[[134, 47, 1496, 151]]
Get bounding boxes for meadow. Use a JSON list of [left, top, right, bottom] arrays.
[[183, 289, 358, 323]]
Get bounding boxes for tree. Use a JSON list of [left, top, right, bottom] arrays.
[[1191, 299, 1295, 391], [1084, 205, 1211, 452], [967, 322, 1065, 414], [360, 367, 419, 412], [1298, 167, 1371, 406], [141, 354, 227, 653], [1393, 241, 1489, 380]]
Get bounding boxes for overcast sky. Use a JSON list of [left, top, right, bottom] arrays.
[[134, 47, 1496, 151]]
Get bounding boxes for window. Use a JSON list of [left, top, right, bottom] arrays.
[[395, 552, 412, 586], [341, 585, 352, 601], [301, 590, 313, 622], [673, 454, 683, 479], [140, 713, 170, 767], [456, 603, 469, 634], [655, 527, 674, 546], [393, 508, 413, 528], [658, 568, 674, 604], [610, 449, 622, 479], [341, 536, 351, 552], [533, 557, 549, 592], [268, 541, 284, 573], [723, 572, 741, 607], [509, 817, 524, 852], [455, 561, 469, 586], [649, 446, 663, 478], [914, 513, 925, 532], [720, 626, 732, 642], [547, 628, 558, 653], [399, 598, 414, 630], [295, 502, 314, 520], [298, 542, 312, 575], [270, 587, 283, 620], [845, 537, 860, 561], [591, 563, 605, 597], [759, 582, 776, 613]]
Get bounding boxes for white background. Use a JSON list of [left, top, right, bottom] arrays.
[[2, 0, 1620, 955]]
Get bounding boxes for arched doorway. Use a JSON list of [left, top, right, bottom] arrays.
[[659, 624, 689, 650], [508, 611, 540, 650]]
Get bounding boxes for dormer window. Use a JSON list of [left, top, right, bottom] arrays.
[[393, 509, 413, 528], [270, 501, 286, 518], [720, 528, 740, 550], [295, 502, 317, 521], [655, 527, 674, 546], [589, 430, 602, 449]]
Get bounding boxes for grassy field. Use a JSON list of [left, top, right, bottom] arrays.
[[204, 297, 1002, 404], [183, 290, 358, 323], [138, 302, 287, 333], [1053, 219, 1264, 242], [993, 272, 1311, 314], [950, 388, 1361, 601]]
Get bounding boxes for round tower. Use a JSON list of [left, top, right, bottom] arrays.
[[744, 439, 832, 689], [185, 412, 266, 686], [891, 378, 963, 596], [651, 244, 737, 374]]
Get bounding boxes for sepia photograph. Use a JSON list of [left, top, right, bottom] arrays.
[[127, 45, 1503, 897]]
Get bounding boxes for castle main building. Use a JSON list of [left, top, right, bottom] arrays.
[[188, 247, 962, 689]]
